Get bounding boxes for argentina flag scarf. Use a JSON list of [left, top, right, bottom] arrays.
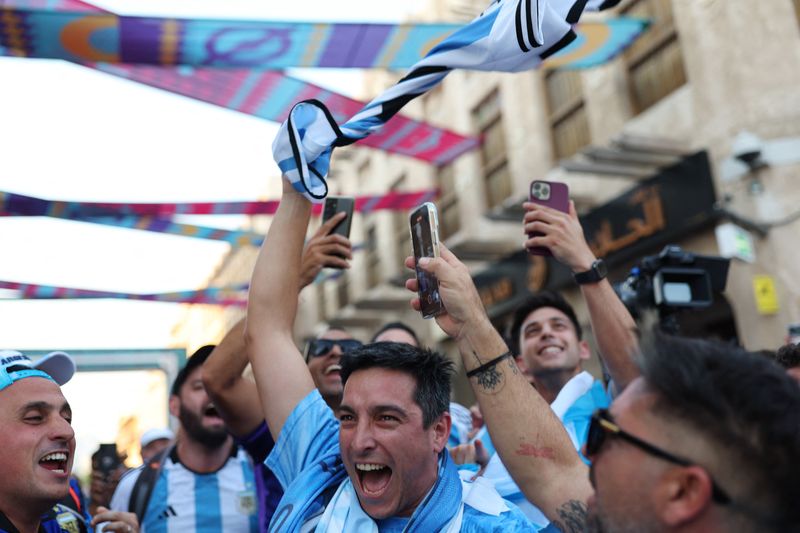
[[272, 0, 622, 202], [270, 451, 463, 532]]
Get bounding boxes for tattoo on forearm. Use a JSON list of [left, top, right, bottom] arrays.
[[507, 356, 519, 375], [469, 350, 505, 393], [550, 500, 588, 533]]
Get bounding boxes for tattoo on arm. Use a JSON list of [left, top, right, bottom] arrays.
[[550, 500, 588, 533], [469, 350, 505, 393]]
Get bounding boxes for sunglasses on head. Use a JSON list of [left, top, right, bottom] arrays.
[[587, 408, 731, 505], [306, 339, 363, 359]]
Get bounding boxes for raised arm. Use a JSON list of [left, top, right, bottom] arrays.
[[524, 200, 640, 390], [202, 317, 263, 438], [406, 246, 593, 528], [245, 181, 316, 441], [207, 211, 352, 439]]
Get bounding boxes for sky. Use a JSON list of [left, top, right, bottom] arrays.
[[0, 0, 429, 475]]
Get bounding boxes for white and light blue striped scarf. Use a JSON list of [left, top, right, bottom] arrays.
[[272, 0, 622, 203]]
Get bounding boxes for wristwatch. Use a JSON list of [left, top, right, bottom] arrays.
[[573, 259, 607, 285]]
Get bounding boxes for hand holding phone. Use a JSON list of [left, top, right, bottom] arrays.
[[526, 180, 570, 256], [409, 203, 445, 318], [322, 196, 355, 239]]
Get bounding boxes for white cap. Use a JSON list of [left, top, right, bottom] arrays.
[[32, 351, 76, 386], [140, 428, 174, 448]]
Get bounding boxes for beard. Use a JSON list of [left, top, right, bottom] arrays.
[[178, 404, 229, 449]]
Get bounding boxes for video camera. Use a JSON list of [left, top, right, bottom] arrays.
[[616, 245, 731, 333]]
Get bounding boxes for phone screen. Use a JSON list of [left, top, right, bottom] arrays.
[[410, 204, 444, 318]]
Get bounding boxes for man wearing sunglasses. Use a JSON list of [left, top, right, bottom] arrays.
[[411, 244, 800, 532], [304, 332, 362, 411]]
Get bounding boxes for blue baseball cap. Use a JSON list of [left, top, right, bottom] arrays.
[[0, 350, 76, 393]]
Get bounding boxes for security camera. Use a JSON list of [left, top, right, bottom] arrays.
[[731, 130, 764, 166]]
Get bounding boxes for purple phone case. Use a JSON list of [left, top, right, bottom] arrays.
[[528, 181, 570, 256]]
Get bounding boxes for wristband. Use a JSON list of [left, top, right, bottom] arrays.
[[466, 351, 512, 378]]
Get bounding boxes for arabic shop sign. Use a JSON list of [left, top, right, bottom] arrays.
[[580, 151, 718, 268]]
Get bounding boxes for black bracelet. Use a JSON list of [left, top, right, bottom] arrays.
[[466, 351, 512, 378]]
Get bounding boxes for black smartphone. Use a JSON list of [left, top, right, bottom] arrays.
[[95, 443, 122, 480], [322, 196, 355, 239], [409, 202, 445, 319]]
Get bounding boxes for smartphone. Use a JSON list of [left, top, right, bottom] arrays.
[[409, 202, 445, 319], [95, 443, 122, 480], [527, 180, 570, 256], [322, 196, 355, 239], [322, 196, 354, 266]]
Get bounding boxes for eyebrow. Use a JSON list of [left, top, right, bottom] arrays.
[[336, 404, 409, 419], [18, 401, 72, 417]]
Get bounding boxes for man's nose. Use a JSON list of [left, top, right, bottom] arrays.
[[351, 421, 377, 452], [51, 415, 75, 442]]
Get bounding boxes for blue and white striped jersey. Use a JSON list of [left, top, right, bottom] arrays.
[[110, 446, 258, 533]]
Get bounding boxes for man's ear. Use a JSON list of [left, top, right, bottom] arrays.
[[432, 412, 452, 453], [168, 395, 180, 419], [656, 465, 715, 527], [578, 340, 592, 362]]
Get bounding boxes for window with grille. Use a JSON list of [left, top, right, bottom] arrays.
[[545, 70, 590, 159], [472, 89, 511, 208], [437, 163, 460, 239], [621, 0, 687, 113], [365, 225, 381, 289]]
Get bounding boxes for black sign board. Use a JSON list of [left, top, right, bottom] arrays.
[[473, 151, 719, 318]]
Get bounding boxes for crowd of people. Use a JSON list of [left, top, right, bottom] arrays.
[[2, 179, 799, 533]]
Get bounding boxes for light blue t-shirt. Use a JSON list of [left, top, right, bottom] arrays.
[[267, 390, 535, 532]]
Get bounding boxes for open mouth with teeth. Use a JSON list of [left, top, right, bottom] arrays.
[[324, 364, 342, 376], [537, 345, 564, 358], [39, 452, 69, 475], [355, 463, 393, 498]]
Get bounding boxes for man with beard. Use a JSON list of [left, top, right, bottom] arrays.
[[110, 346, 258, 532], [410, 243, 800, 532]]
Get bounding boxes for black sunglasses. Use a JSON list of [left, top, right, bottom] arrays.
[[587, 409, 731, 505], [306, 339, 363, 359]]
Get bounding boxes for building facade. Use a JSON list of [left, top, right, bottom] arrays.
[[171, 0, 800, 403]]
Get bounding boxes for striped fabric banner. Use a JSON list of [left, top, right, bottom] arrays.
[[0, 280, 249, 305], [0, 6, 643, 70], [0, 189, 437, 245], [0, 189, 438, 217], [86, 64, 479, 165]]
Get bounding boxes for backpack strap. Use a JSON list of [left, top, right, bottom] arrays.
[[128, 446, 172, 521]]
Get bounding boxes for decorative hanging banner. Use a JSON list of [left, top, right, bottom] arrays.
[[273, 0, 632, 202], [0, 280, 249, 305], [0, 188, 438, 217], [0, 189, 435, 246], [0, 6, 645, 70], [88, 64, 479, 165]]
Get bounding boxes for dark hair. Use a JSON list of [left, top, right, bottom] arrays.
[[508, 291, 582, 354], [340, 342, 453, 428], [638, 333, 800, 529], [171, 345, 215, 396], [775, 343, 800, 369], [370, 321, 420, 346]]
